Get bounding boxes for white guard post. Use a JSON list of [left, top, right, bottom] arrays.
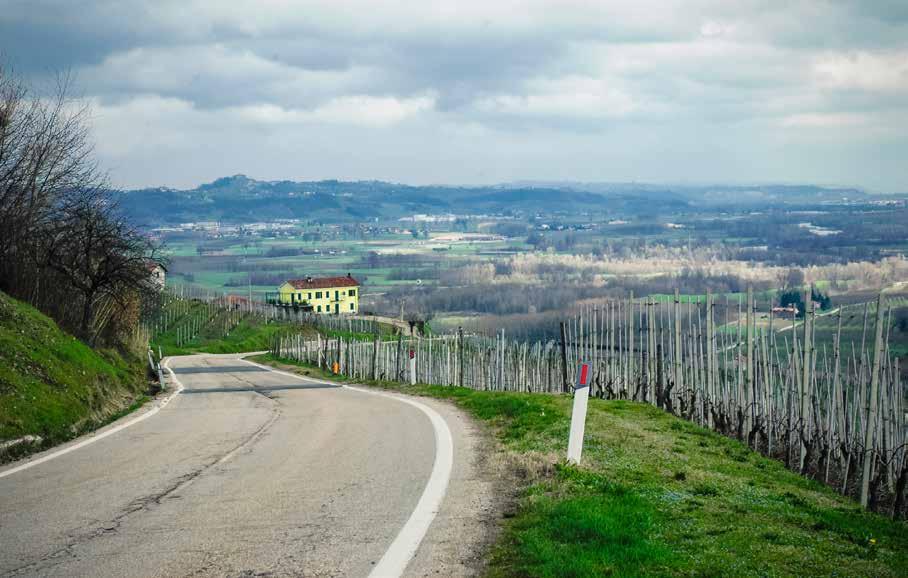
[[409, 349, 417, 385], [567, 362, 591, 464]]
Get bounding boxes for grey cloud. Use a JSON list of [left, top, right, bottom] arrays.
[[1, 0, 906, 191]]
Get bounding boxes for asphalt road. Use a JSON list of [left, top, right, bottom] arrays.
[[0, 354, 485, 577]]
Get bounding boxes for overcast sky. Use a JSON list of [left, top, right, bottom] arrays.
[[2, 0, 907, 191]]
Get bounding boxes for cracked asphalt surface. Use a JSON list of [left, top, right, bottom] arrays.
[[0, 354, 491, 577]]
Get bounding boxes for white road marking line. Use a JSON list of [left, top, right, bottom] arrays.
[[0, 358, 184, 480], [240, 358, 454, 578]]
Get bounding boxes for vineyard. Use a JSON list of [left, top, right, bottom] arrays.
[[143, 286, 391, 356], [270, 288, 907, 518], [138, 285, 907, 517]]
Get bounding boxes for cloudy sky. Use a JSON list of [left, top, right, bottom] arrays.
[[2, 0, 907, 191]]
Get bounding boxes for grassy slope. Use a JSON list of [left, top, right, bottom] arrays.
[[0, 291, 147, 459], [255, 354, 907, 578], [149, 300, 396, 358], [149, 310, 314, 357]]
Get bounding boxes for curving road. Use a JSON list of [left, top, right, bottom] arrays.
[[0, 354, 487, 577]]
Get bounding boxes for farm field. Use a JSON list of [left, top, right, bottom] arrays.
[[163, 231, 521, 300], [715, 295, 908, 371], [158, 215, 908, 380], [810, 297, 908, 360]]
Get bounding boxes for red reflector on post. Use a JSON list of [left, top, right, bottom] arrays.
[[578, 363, 590, 387], [568, 361, 592, 464]]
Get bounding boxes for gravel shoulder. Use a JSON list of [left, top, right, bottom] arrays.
[[386, 395, 508, 578]]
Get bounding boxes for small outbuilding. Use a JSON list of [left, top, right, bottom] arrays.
[[146, 262, 167, 290]]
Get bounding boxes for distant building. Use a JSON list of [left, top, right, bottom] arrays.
[[267, 274, 360, 314], [215, 295, 250, 310], [146, 262, 167, 290], [772, 306, 798, 319]]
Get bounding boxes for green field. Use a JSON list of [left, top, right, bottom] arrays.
[[162, 233, 518, 298], [809, 298, 908, 361], [646, 289, 778, 305]]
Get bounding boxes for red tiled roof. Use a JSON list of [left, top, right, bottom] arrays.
[[146, 261, 167, 272], [217, 295, 250, 304], [286, 276, 359, 289]]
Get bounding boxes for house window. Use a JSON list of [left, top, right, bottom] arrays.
[[317, 305, 322, 312], [308, 292, 312, 299], [316, 291, 322, 299], [349, 302, 354, 310], [349, 289, 356, 296]]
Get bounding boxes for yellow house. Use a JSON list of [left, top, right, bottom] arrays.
[[272, 274, 360, 314]]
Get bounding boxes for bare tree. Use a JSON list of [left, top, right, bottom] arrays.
[[0, 67, 99, 284], [0, 63, 161, 345], [779, 267, 805, 291], [39, 187, 160, 343]]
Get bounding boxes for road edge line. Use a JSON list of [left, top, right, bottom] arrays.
[[0, 358, 185, 480], [240, 357, 454, 578]]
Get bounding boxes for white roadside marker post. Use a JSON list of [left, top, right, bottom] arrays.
[[157, 363, 166, 392], [567, 362, 591, 465], [409, 348, 417, 385]]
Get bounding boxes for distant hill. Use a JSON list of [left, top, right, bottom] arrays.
[[509, 181, 869, 205], [119, 175, 872, 226], [119, 175, 685, 226]]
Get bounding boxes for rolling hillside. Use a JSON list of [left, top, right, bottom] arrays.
[[119, 175, 882, 227], [120, 175, 684, 226]]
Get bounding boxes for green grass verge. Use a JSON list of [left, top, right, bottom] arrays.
[[0, 291, 148, 461], [252, 353, 908, 577], [149, 299, 397, 357]]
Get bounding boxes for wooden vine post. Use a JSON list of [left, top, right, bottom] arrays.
[[371, 332, 379, 381], [746, 285, 754, 443], [458, 326, 465, 387], [705, 289, 714, 427], [673, 288, 683, 405], [560, 321, 569, 393], [861, 293, 886, 508], [799, 291, 814, 473]]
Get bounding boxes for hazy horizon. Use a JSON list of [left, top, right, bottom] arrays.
[[127, 172, 895, 195]]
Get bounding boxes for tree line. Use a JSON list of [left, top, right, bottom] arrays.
[[0, 66, 160, 346]]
